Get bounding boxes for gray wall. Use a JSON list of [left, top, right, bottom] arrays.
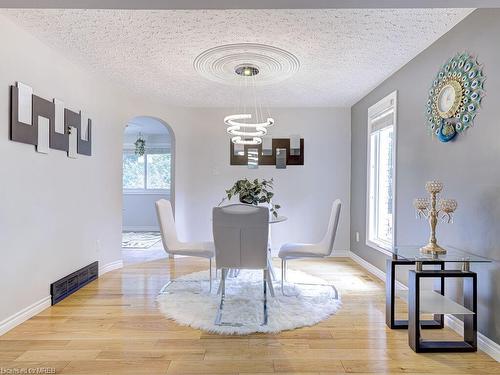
[[351, 9, 499, 343], [0, 14, 129, 327], [123, 193, 168, 231], [169, 107, 351, 254]]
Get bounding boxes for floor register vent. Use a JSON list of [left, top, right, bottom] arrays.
[[50, 261, 98, 305]]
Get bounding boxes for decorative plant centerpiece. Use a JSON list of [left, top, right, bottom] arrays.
[[220, 178, 281, 218]]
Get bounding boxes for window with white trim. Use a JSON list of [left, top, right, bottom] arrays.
[[123, 147, 171, 193], [367, 91, 397, 251]]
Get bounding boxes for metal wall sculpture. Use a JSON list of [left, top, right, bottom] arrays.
[[10, 82, 92, 157], [230, 138, 304, 168]]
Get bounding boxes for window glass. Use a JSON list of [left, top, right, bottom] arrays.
[[146, 153, 171, 190], [123, 153, 145, 189], [373, 127, 394, 245], [122, 149, 171, 192], [367, 91, 396, 251]]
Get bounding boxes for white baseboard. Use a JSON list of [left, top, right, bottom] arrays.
[[349, 251, 386, 281], [348, 251, 500, 362], [330, 250, 350, 257], [123, 226, 159, 232], [444, 315, 500, 362], [99, 260, 123, 276], [0, 296, 51, 336], [349, 251, 407, 290], [0, 260, 124, 337]]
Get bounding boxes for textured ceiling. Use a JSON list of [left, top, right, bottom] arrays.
[[2, 8, 473, 107]]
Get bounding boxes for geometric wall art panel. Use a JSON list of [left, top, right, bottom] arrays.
[[17, 82, 32, 125], [68, 126, 78, 159], [36, 115, 50, 154], [78, 111, 92, 156], [51, 98, 69, 151], [289, 134, 301, 156], [230, 138, 304, 167], [10, 82, 92, 157], [11, 84, 36, 146]]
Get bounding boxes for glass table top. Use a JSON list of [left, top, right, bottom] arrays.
[[388, 245, 492, 263], [269, 215, 287, 224]]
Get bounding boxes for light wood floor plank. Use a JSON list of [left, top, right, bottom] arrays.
[[0, 254, 498, 375]]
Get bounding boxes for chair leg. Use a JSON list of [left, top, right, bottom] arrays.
[[217, 269, 223, 295], [281, 258, 285, 295], [280, 258, 340, 300], [160, 256, 213, 295], [262, 270, 268, 326], [209, 258, 212, 293], [266, 267, 275, 297], [268, 248, 277, 281], [214, 268, 226, 325], [281, 258, 291, 296], [159, 280, 173, 294], [283, 259, 287, 282], [214, 270, 243, 327]]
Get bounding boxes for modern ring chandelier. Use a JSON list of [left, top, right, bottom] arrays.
[[224, 64, 275, 145]]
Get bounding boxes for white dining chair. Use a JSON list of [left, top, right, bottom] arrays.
[[278, 199, 341, 298], [155, 199, 215, 292], [212, 204, 270, 326]]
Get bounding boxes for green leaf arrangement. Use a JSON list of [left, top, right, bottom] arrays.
[[219, 178, 281, 218], [134, 136, 146, 157]]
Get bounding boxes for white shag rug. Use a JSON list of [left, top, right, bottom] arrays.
[[156, 269, 341, 335], [122, 232, 161, 249]]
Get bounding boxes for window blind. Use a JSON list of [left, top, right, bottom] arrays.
[[370, 108, 395, 132]]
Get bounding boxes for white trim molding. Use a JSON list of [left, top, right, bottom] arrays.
[[0, 296, 51, 336], [330, 250, 351, 258], [444, 315, 500, 362], [349, 251, 386, 281], [99, 260, 124, 276], [365, 90, 398, 256], [348, 251, 500, 362], [1, 260, 124, 337], [123, 190, 170, 196]]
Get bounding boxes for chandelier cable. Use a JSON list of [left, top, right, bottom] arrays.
[[224, 64, 275, 145]]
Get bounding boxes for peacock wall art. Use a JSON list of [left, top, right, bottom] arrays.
[[426, 52, 486, 143]]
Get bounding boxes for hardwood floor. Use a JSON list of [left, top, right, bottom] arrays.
[[0, 252, 498, 374]]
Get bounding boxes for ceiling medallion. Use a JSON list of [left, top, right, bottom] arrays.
[[193, 43, 300, 86], [194, 43, 298, 145]]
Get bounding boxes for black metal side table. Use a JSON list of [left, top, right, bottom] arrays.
[[385, 245, 491, 353], [386, 257, 445, 330]]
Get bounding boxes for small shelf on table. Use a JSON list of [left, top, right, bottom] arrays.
[[398, 290, 475, 315]]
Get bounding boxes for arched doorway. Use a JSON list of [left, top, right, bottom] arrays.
[[121, 116, 175, 262]]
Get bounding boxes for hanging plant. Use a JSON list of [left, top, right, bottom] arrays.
[[134, 135, 146, 156]]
